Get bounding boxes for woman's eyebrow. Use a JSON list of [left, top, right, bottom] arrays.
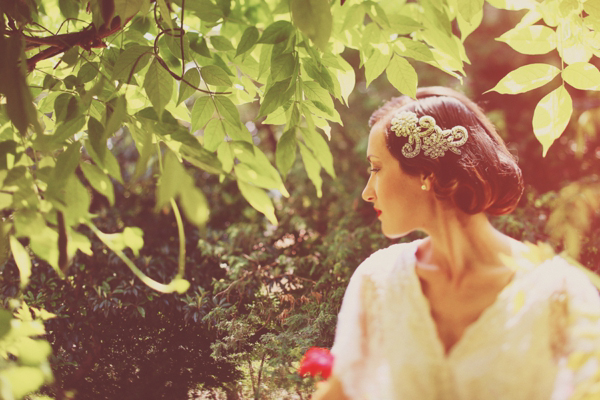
[[367, 155, 380, 162]]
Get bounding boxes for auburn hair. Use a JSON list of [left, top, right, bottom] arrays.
[[369, 87, 523, 215]]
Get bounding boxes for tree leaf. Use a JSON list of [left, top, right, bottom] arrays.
[[214, 95, 241, 128], [532, 86, 572, 156], [201, 65, 232, 87], [259, 21, 294, 44], [236, 26, 259, 57], [290, 0, 332, 51], [364, 46, 392, 88], [497, 25, 557, 55], [456, 0, 484, 24], [10, 235, 31, 288], [300, 127, 335, 178], [298, 142, 322, 198], [271, 53, 296, 82], [562, 62, 600, 90], [210, 35, 234, 51], [203, 119, 226, 151], [114, 0, 143, 19], [258, 79, 293, 118], [113, 45, 153, 81], [191, 97, 216, 132], [302, 81, 335, 114], [178, 68, 201, 105], [186, 0, 223, 22], [487, 63, 560, 94], [179, 184, 209, 226], [276, 129, 297, 179], [156, 151, 186, 210], [237, 181, 278, 225], [144, 58, 173, 116], [81, 162, 115, 206], [386, 55, 418, 99]]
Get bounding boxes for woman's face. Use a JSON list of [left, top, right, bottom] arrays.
[[362, 117, 431, 238]]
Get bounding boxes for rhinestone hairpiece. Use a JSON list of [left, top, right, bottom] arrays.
[[390, 111, 468, 159]]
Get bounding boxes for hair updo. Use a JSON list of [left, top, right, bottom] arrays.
[[369, 87, 523, 215]]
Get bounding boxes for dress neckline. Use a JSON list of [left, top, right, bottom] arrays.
[[403, 239, 523, 360]]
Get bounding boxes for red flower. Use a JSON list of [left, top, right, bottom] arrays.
[[298, 347, 334, 380]]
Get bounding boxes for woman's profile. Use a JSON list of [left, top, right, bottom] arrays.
[[312, 87, 600, 399]]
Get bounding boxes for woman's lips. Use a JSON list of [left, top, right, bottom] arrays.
[[375, 208, 382, 217]]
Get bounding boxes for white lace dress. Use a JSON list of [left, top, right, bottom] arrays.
[[331, 240, 600, 400]]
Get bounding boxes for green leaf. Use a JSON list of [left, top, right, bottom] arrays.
[[10, 235, 31, 288], [532, 86, 572, 156], [258, 79, 293, 118], [157, 0, 174, 29], [2, 366, 46, 399], [180, 184, 209, 226], [156, 151, 185, 210], [300, 126, 335, 178], [191, 96, 216, 131], [81, 162, 115, 206], [298, 142, 322, 198], [259, 21, 294, 44], [201, 65, 232, 87], [562, 62, 600, 90], [456, 0, 484, 24], [77, 62, 100, 83], [217, 142, 234, 174], [114, 0, 144, 19], [236, 26, 259, 57], [237, 181, 278, 225], [276, 129, 297, 179], [497, 25, 557, 55], [0, 34, 41, 135], [364, 46, 392, 88], [203, 119, 226, 151], [291, 0, 332, 51], [271, 53, 296, 82], [187, 0, 223, 22], [189, 34, 212, 58], [144, 58, 173, 116], [178, 68, 201, 105], [303, 81, 334, 113], [112, 45, 153, 81], [395, 38, 434, 63], [214, 95, 241, 127], [210, 35, 234, 51], [386, 55, 418, 99], [487, 63, 560, 94], [59, 0, 80, 19]]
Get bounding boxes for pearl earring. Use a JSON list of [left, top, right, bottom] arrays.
[[421, 185, 427, 190]]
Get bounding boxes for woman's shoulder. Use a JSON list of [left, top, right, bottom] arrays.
[[515, 246, 599, 306], [350, 239, 422, 284]]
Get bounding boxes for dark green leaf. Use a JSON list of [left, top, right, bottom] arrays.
[[291, 0, 332, 51], [271, 53, 296, 82], [258, 79, 294, 118], [276, 129, 297, 179], [236, 26, 259, 57], [189, 34, 212, 58], [213, 95, 241, 127], [113, 45, 153, 81], [178, 68, 201, 105], [259, 21, 294, 44]]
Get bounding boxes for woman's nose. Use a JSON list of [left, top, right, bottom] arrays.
[[362, 179, 375, 202]]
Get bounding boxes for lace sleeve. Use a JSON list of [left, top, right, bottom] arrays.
[[553, 262, 600, 400]]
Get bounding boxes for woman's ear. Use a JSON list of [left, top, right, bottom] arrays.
[[420, 172, 434, 191]]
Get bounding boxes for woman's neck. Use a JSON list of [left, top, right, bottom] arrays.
[[417, 211, 520, 287]]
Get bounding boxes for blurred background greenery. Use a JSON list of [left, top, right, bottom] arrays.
[[1, 3, 600, 399]]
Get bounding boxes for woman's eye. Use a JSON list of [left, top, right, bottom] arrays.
[[368, 167, 380, 174]]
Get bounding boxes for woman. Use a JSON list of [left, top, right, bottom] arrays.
[[313, 87, 600, 399]]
